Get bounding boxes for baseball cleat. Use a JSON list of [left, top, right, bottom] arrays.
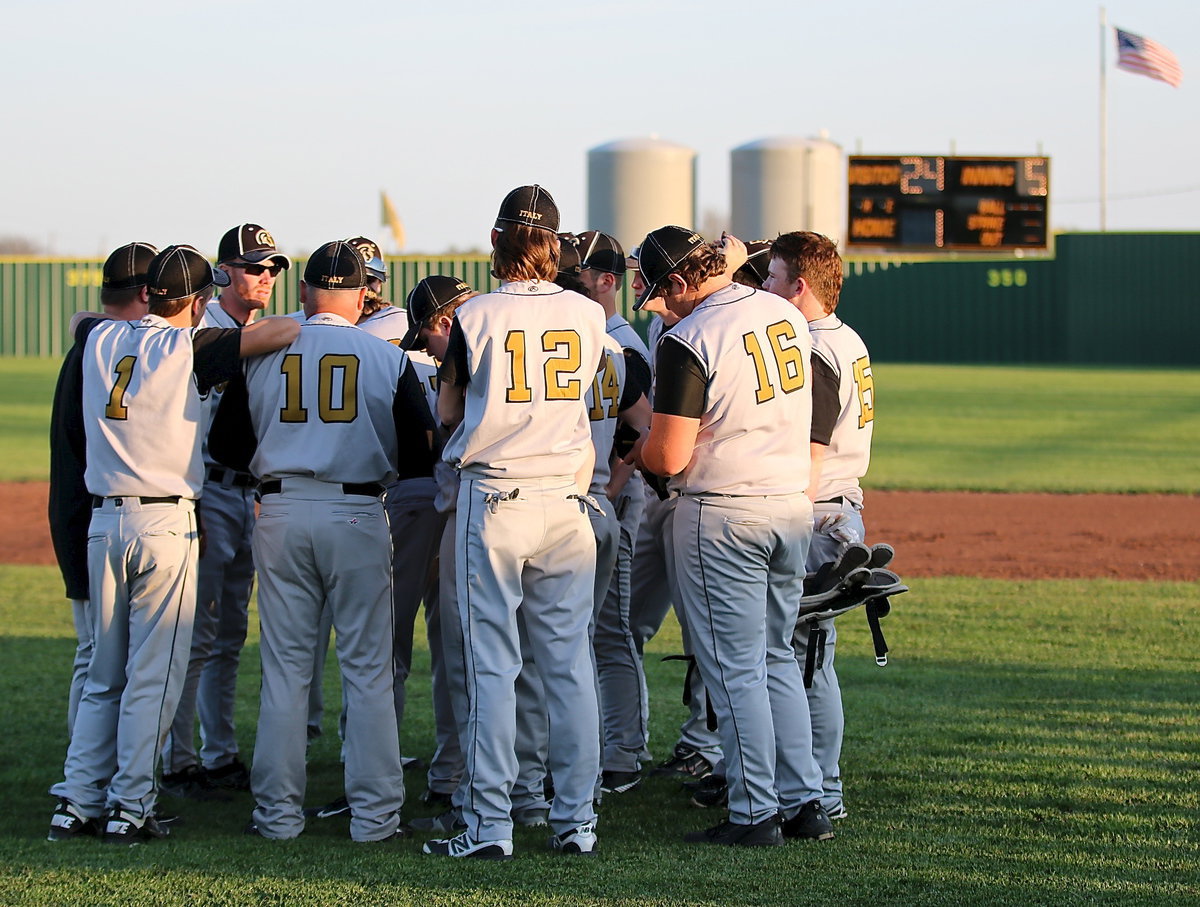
[[780, 800, 835, 841], [102, 809, 171, 845], [684, 814, 782, 847], [304, 795, 350, 819], [804, 543, 872, 598], [422, 832, 513, 860], [160, 764, 229, 801], [688, 774, 729, 809], [650, 745, 713, 780], [600, 770, 642, 794], [418, 788, 455, 808], [206, 758, 251, 791], [512, 806, 550, 827], [549, 821, 598, 855], [825, 802, 848, 821], [410, 808, 466, 833], [47, 800, 100, 841]]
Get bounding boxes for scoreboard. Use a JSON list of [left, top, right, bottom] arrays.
[[846, 156, 1049, 251]]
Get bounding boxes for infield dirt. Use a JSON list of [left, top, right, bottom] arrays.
[[2, 482, 1196, 581]]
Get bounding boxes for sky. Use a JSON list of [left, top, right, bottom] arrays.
[[2, 0, 1196, 258]]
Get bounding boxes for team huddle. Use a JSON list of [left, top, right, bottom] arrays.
[[45, 185, 902, 856]]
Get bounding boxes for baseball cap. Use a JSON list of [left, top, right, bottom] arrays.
[[101, 242, 159, 290], [400, 275, 473, 351], [303, 240, 369, 290], [633, 225, 706, 310], [218, 223, 292, 268], [738, 239, 773, 286], [146, 245, 231, 301], [346, 236, 387, 282], [577, 230, 626, 275], [557, 234, 582, 278], [494, 185, 560, 233]]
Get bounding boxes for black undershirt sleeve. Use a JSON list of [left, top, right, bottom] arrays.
[[436, 320, 469, 388], [192, 327, 243, 394], [652, 336, 708, 420], [208, 368, 257, 475], [810, 354, 840, 446], [624, 347, 652, 407], [621, 348, 651, 410], [393, 359, 437, 480]]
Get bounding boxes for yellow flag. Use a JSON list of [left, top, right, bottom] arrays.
[[380, 191, 406, 251]]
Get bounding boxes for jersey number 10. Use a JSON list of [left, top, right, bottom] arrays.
[[279, 353, 361, 423]]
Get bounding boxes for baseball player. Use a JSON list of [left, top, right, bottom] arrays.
[[48, 245, 298, 844], [635, 226, 833, 846], [572, 231, 656, 793], [48, 242, 155, 740], [162, 224, 292, 799], [763, 230, 875, 822], [303, 239, 445, 820], [211, 239, 435, 842], [423, 185, 607, 859]]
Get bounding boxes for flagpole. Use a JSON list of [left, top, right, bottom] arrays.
[[1099, 6, 1108, 231]]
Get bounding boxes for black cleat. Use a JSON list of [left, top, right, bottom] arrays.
[[206, 758, 251, 791], [688, 774, 728, 809], [600, 770, 642, 794], [651, 745, 713, 780], [161, 764, 229, 801], [780, 800, 835, 841], [47, 800, 100, 841], [102, 809, 170, 845], [684, 814, 782, 847], [304, 795, 350, 819]]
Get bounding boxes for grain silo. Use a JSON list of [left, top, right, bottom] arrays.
[[730, 135, 844, 244], [587, 137, 696, 250]]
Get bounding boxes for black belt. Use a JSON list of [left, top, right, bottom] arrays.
[[92, 495, 181, 508], [816, 496, 845, 505], [258, 480, 384, 498], [207, 467, 257, 488]]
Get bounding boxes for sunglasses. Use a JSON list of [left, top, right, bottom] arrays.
[[231, 262, 283, 277]]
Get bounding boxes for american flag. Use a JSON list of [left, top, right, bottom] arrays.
[[1115, 28, 1183, 88]]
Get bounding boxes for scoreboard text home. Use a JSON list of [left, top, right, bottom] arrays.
[[847, 156, 1050, 252]]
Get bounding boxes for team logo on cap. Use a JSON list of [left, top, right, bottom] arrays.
[[354, 241, 380, 261], [255, 229, 275, 246]]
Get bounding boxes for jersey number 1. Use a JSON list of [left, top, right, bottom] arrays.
[[104, 355, 136, 420]]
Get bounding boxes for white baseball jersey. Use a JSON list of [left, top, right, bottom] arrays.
[[242, 313, 410, 485], [809, 314, 874, 506], [82, 316, 238, 498], [585, 336, 627, 495], [606, 313, 651, 370], [357, 305, 409, 346], [441, 281, 607, 479], [657, 284, 812, 496]]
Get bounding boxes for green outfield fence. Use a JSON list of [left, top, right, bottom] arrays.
[[1, 233, 1196, 365]]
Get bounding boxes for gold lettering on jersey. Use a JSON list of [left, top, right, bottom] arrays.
[[542, 330, 582, 400], [852, 356, 875, 429], [280, 354, 308, 422], [588, 353, 621, 421], [104, 355, 137, 420], [318, 354, 360, 423], [743, 321, 806, 405], [504, 331, 533, 403]]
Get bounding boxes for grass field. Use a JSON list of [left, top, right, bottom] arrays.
[[1, 566, 1196, 906], [3, 358, 1198, 491]]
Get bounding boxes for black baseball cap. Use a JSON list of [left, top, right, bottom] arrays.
[[557, 234, 582, 278], [102, 242, 159, 290], [218, 223, 292, 268], [738, 240, 773, 286], [633, 226, 706, 310], [495, 185, 559, 233], [304, 240, 369, 290], [346, 236, 387, 282], [400, 275, 473, 351], [577, 230, 626, 275], [146, 245, 231, 301]]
